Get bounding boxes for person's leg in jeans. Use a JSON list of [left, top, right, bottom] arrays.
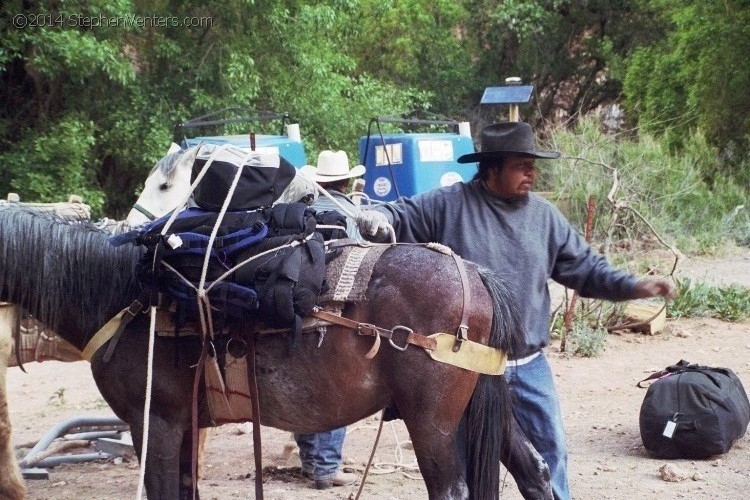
[[505, 353, 570, 500], [294, 427, 349, 487]]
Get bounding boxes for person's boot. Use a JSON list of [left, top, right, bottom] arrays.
[[314, 471, 357, 490]]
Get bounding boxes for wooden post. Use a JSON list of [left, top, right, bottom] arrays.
[[505, 77, 522, 122]]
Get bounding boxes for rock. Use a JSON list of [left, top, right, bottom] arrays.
[[235, 422, 253, 435], [692, 473, 703, 481], [674, 330, 692, 338], [659, 463, 687, 482], [712, 459, 722, 467]]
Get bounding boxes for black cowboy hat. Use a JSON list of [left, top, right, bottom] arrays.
[[457, 122, 560, 163]]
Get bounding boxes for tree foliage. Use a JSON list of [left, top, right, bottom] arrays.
[[622, 0, 750, 184], [0, 0, 747, 218]]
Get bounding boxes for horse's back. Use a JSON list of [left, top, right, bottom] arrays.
[[362, 245, 496, 345]]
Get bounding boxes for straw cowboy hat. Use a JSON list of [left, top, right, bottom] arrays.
[[457, 122, 561, 163], [300, 150, 366, 183]]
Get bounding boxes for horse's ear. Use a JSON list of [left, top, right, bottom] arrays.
[[167, 142, 181, 155], [184, 145, 200, 164]]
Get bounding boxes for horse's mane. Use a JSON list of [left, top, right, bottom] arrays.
[[148, 148, 189, 179], [0, 207, 143, 334]]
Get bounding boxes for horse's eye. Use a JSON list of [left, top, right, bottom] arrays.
[[159, 183, 170, 191]]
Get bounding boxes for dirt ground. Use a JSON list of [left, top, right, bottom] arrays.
[[7, 249, 750, 500]]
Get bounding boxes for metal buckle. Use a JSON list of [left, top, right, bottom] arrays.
[[452, 324, 469, 352], [357, 323, 378, 336], [226, 337, 248, 358], [126, 300, 144, 317], [389, 325, 413, 352]]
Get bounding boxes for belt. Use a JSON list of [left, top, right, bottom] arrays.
[[506, 350, 541, 367]]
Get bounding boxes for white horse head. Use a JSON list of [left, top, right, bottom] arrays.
[[125, 144, 198, 227], [125, 144, 317, 228]]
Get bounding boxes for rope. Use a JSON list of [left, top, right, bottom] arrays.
[[197, 154, 247, 291], [136, 144, 227, 499], [347, 419, 420, 481], [135, 306, 158, 500], [206, 237, 309, 293], [353, 410, 385, 500], [157, 142, 216, 238], [312, 182, 358, 220]]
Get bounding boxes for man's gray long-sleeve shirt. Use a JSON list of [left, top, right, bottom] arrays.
[[313, 189, 361, 239], [376, 180, 638, 358]]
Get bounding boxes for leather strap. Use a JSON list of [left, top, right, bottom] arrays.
[[310, 308, 437, 351], [248, 332, 264, 500], [450, 251, 472, 352], [131, 202, 157, 221], [82, 300, 143, 362]]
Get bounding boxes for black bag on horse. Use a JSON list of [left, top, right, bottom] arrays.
[[638, 359, 750, 458], [192, 146, 296, 211], [126, 207, 269, 319], [234, 203, 330, 347]]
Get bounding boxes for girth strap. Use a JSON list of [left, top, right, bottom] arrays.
[[82, 300, 143, 362], [450, 250, 472, 351], [310, 307, 437, 355]]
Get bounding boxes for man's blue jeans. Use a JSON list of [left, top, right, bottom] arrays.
[[505, 353, 570, 500], [294, 426, 347, 480]]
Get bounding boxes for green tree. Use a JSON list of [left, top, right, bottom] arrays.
[[461, 0, 661, 126], [0, 0, 428, 215], [352, 0, 474, 116], [623, 0, 750, 185]]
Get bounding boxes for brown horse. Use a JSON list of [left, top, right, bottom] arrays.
[[0, 206, 551, 500]]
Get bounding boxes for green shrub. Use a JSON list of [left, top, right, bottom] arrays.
[[545, 116, 749, 253], [567, 322, 608, 357], [668, 278, 750, 322]]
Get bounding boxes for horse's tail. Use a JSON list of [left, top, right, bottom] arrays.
[[465, 267, 525, 500]]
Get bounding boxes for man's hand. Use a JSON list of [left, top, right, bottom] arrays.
[[632, 278, 677, 300], [356, 209, 393, 242]]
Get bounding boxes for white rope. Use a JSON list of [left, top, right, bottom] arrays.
[[312, 180, 397, 243], [158, 142, 224, 237], [136, 144, 228, 498], [205, 235, 312, 293], [346, 420, 420, 479], [312, 181, 358, 220], [197, 152, 248, 291], [160, 237, 310, 297], [135, 306, 158, 500]]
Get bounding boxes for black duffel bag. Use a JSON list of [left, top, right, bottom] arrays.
[[192, 145, 296, 211], [638, 360, 750, 459]]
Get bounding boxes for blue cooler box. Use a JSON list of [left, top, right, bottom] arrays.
[[358, 133, 477, 201], [183, 134, 307, 167]]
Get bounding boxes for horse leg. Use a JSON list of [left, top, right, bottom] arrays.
[[130, 415, 185, 499], [394, 373, 472, 500], [178, 428, 202, 500], [403, 414, 468, 500], [0, 305, 25, 500], [501, 417, 553, 500]]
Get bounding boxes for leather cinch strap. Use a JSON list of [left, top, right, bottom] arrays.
[[82, 300, 143, 362], [450, 250, 471, 351], [310, 308, 437, 357]]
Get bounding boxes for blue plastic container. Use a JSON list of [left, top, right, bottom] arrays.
[[358, 132, 477, 201], [182, 134, 307, 168]]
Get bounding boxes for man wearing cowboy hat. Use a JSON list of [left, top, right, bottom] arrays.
[[301, 150, 367, 239], [357, 122, 675, 499], [293, 150, 365, 490]]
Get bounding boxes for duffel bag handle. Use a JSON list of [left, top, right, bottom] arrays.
[[638, 359, 732, 388]]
